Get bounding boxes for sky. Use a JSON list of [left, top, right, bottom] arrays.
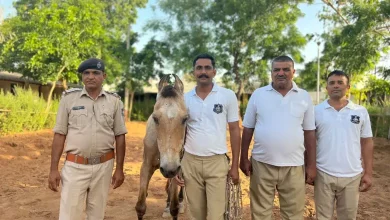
[[1, 0, 328, 70]]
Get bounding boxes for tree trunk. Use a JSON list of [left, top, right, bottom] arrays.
[[62, 79, 68, 90], [46, 65, 67, 113], [124, 87, 130, 121], [128, 91, 135, 121]]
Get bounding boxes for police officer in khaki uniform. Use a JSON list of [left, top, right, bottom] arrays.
[[48, 58, 128, 220]]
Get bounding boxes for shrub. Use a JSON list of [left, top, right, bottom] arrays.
[[0, 87, 59, 135]]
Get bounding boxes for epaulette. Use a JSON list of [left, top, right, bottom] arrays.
[[62, 88, 82, 97], [105, 91, 121, 99]]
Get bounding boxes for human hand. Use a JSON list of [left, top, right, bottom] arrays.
[[112, 169, 125, 189], [359, 173, 372, 192], [48, 170, 61, 192]]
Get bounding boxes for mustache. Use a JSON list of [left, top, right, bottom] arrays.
[[276, 76, 286, 79], [198, 74, 209, 78]]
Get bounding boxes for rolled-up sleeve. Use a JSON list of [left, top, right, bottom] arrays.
[[53, 97, 69, 135], [113, 99, 128, 136]]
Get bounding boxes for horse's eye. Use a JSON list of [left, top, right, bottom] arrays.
[[153, 116, 159, 125], [182, 117, 188, 125]]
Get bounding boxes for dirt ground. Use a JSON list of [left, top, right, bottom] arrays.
[[0, 121, 389, 220]]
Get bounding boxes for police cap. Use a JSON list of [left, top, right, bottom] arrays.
[[77, 58, 105, 73]]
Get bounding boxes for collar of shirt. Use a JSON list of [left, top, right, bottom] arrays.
[[323, 99, 356, 110], [189, 83, 219, 96], [265, 81, 299, 93], [80, 87, 106, 99]]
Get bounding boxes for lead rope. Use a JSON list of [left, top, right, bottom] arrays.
[[225, 177, 243, 220]]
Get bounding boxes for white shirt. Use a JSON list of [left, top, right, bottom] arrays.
[[242, 82, 315, 166], [315, 100, 373, 177], [184, 84, 239, 156]]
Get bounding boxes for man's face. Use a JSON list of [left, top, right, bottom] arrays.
[[193, 58, 216, 86], [271, 61, 295, 90], [81, 69, 106, 90], [326, 75, 350, 99]]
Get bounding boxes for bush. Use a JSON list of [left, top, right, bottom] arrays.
[[131, 98, 155, 121], [0, 87, 59, 135]]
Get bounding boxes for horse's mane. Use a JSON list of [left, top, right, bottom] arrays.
[[160, 85, 178, 98]]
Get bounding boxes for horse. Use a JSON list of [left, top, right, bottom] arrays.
[[135, 74, 188, 220]]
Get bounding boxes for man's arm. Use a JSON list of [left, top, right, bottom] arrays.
[[48, 133, 66, 192], [228, 121, 241, 184], [240, 127, 254, 176], [360, 137, 374, 192], [304, 130, 316, 184], [112, 134, 126, 189]]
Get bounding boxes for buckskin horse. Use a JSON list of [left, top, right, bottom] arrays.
[[135, 74, 188, 220]]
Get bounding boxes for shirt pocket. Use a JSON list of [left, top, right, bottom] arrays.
[[69, 109, 88, 128], [100, 109, 114, 128], [290, 102, 306, 118]]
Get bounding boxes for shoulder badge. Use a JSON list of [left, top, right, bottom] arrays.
[[62, 88, 82, 97], [105, 91, 121, 99]]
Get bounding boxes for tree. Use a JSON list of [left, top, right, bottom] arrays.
[[122, 38, 170, 120], [0, 0, 147, 113], [148, 0, 311, 103], [320, 0, 390, 76], [296, 0, 390, 92], [0, 0, 107, 111]]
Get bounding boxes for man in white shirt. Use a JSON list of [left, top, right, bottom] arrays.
[[174, 53, 241, 220], [314, 70, 374, 220], [240, 55, 317, 220]]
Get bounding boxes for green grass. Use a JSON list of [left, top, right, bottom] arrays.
[[0, 87, 59, 135]]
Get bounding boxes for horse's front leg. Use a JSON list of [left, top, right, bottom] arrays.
[[169, 179, 180, 220], [135, 160, 157, 220]]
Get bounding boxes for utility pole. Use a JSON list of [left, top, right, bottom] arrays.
[[317, 41, 321, 104], [124, 24, 131, 121]]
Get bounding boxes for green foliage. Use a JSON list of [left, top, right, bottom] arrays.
[[0, 87, 59, 135], [295, 60, 328, 90], [0, 0, 148, 86], [148, 0, 310, 97], [130, 96, 156, 121], [319, 0, 390, 75]]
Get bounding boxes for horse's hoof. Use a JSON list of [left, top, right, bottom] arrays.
[[179, 202, 185, 214], [162, 207, 172, 218]]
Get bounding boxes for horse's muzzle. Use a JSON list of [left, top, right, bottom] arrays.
[[160, 166, 181, 178]]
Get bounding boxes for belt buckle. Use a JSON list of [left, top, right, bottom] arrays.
[[87, 156, 101, 165]]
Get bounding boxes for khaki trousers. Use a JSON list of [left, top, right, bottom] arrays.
[[250, 159, 305, 220], [314, 170, 361, 220], [59, 159, 114, 220], [181, 151, 229, 220]]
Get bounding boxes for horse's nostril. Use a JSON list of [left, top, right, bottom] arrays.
[[177, 166, 181, 172], [160, 167, 165, 174]]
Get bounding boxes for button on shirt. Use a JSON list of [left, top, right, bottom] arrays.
[[53, 88, 128, 157], [315, 100, 373, 177], [242, 82, 315, 166], [184, 84, 239, 156]]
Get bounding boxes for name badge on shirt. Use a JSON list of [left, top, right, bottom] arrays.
[[350, 115, 360, 124], [72, 106, 85, 110], [213, 104, 223, 114]]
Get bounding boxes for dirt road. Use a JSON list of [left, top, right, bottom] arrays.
[[0, 122, 389, 219]]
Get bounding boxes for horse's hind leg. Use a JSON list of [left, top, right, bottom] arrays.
[[169, 180, 180, 220], [135, 161, 157, 220]]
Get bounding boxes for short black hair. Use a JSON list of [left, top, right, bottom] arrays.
[[193, 53, 215, 68], [272, 55, 295, 68], [327, 70, 350, 84]]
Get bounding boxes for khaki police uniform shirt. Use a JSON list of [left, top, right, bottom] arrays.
[[53, 87, 128, 157]]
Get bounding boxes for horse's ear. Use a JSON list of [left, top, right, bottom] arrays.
[[173, 74, 184, 94], [158, 74, 170, 93]]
